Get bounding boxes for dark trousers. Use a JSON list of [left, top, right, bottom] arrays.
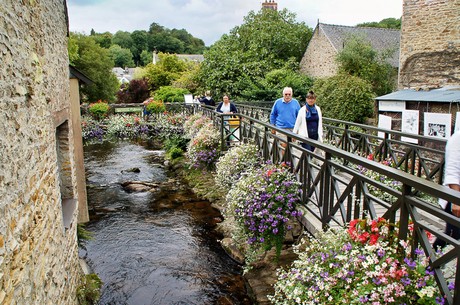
[[433, 202, 460, 250], [301, 132, 318, 152]]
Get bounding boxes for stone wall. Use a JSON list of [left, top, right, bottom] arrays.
[[299, 27, 338, 78], [0, 1, 81, 304], [399, 0, 460, 88]]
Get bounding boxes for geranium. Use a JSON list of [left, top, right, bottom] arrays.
[[226, 162, 302, 261], [269, 218, 453, 305], [215, 142, 261, 192], [185, 122, 221, 170]]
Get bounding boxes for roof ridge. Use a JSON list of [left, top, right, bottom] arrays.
[[319, 22, 400, 32]]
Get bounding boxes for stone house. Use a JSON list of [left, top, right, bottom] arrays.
[[299, 22, 400, 78], [1, 1, 88, 304], [376, 0, 460, 136]]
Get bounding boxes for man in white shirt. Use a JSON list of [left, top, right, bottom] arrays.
[[433, 130, 460, 250]]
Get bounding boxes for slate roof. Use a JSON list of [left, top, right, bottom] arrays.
[[319, 23, 401, 67], [376, 86, 460, 103], [175, 54, 205, 62]]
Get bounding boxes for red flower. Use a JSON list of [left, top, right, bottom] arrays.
[[367, 154, 374, 160]]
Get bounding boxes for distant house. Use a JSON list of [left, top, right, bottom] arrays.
[[153, 52, 204, 64], [299, 23, 400, 78], [112, 67, 136, 84]]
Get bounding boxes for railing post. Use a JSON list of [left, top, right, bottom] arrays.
[[398, 184, 411, 242], [321, 151, 332, 230], [219, 115, 225, 153]]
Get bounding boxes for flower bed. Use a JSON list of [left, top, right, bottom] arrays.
[[225, 162, 302, 261], [270, 218, 453, 305]]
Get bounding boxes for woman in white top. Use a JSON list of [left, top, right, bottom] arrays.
[[293, 91, 323, 152]]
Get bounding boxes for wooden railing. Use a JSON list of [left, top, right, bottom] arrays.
[[200, 107, 459, 304], [235, 103, 447, 184]]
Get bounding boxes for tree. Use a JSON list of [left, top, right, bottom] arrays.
[[140, 50, 153, 66], [198, 8, 312, 100], [91, 31, 113, 48], [240, 63, 314, 102], [109, 44, 135, 68], [336, 34, 397, 96], [69, 33, 119, 102], [357, 18, 401, 29], [312, 75, 375, 123], [130, 30, 148, 65], [112, 31, 133, 50]]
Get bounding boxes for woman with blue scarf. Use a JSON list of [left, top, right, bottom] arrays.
[[293, 91, 323, 152]]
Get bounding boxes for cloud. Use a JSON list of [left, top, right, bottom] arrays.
[[67, 0, 402, 46]]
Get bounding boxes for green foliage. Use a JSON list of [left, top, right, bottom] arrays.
[[312, 74, 375, 123], [138, 53, 190, 91], [357, 17, 401, 29], [146, 99, 166, 114], [111, 31, 134, 49], [91, 31, 113, 48], [241, 64, 314, 101], [88, 101, 110, 120], [69, 33, 119, 102], [140, 50, 153, 66], [163, 134, 189, 152], [77, 224, 93, 247], [168, 147, 184, 159], [199, 8, 312, 100], [109, 44, 135, 68], [336, 34, 397, 96], [77, 273, 103, 305], [153, 86, 189, 103]]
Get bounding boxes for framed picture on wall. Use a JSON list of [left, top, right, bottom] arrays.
[[401, 110, 419, 143], [424, 112, 451, 139], [378, 114, 392, 139]]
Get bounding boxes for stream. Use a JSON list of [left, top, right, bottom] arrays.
[[79, 140, 251, 305]]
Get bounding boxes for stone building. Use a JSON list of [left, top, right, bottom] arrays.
[[376, 0, 460, 136], [399, 0, 460, 89], [299, 23, 400, 78], [1, 1, 87, 304]]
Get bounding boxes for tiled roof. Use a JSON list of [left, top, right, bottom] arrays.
[[319, 23, 400, 67]]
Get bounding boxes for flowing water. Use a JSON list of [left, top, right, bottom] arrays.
[[80, 141, 251, 305]]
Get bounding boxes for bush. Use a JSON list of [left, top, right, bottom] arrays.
[[77, 273, 103, 305], [116, 78, 150, 104], [88, 100, 110, 120], [168, 147, 184, 159], [215, 142, 261, 191], [185, 122, 221, 170], [153, 86, 190, 103], [312, 75, 375, 123], [146, 100, 166, 114]]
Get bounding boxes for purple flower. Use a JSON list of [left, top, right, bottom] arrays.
[[377, 248, 385, 257], [401, 277, 411, 286]]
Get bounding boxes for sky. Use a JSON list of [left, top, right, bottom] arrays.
[[67, 0, 403, 46]]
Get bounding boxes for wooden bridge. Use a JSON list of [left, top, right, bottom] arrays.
[[173, 103, 459, 304]]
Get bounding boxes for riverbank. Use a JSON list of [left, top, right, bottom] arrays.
[[166, 158, 302, 304]]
